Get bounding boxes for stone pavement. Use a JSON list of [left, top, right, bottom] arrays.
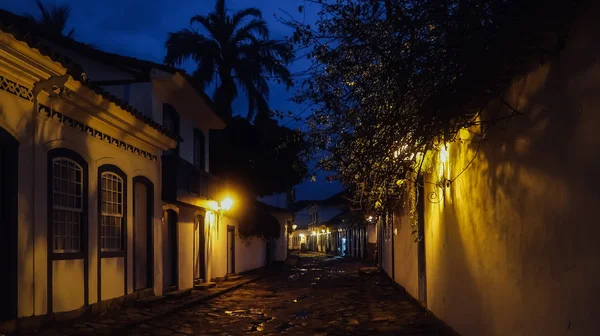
[[22, 253, 458, 335], [19, 270, 266, 336]]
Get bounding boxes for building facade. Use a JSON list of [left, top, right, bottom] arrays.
[[0, 19, 176, 326], [0, 9, 289, 331], [378, 3, 600, 335]]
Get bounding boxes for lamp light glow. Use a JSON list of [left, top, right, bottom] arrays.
[[220, 197, 234, 211]]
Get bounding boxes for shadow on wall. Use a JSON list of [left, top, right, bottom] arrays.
[[426, 9, 600, 335]]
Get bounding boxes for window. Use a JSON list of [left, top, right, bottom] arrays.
[[193, 128, 205, 168], [163, 103, 180, 156], [52, 158, 84, 253], [100, 172, 124, 251]]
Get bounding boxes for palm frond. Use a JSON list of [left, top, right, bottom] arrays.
[[164, 29, 220, 69], [231, 7, 262, 27], [232, 19, 268, 41]]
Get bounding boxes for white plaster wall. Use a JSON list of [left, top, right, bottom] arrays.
[[177, 207, 195, 290], [391, 209, 418, 298], [392, 6, 600, 336], [210, 215, 230, 279], [100, 257, 125, 301], [40, 41, 136, 82], [52, 259, 85, 313], [236, 236, 266, 273], [101, 83, 153, 119], [0, 74, 164, 316]]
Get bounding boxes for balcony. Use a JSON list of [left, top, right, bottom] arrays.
[[162, 155, 220, 203]]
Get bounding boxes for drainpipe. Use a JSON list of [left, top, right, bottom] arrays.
[[31, 74, 69, 315]]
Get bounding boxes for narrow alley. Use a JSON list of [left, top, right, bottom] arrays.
[[118, 253, 455, 336]]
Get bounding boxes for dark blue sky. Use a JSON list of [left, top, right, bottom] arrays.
[[1, 0, 342, 200]]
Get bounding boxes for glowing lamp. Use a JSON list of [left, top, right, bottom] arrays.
[[220, 197, 234, 211], [292, 224, 297, 230]]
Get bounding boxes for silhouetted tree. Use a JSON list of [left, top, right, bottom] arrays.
[[164, 0, 293, 120], [27, 0, 75, 37]]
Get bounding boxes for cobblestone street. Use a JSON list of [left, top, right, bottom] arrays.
[[121, 253, 456, 336]]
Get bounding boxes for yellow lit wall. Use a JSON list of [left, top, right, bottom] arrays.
[[417, 6, 600, 335]]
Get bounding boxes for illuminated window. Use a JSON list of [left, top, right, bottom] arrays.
[[100, 172, 124, 251], [52, 157, 83, 253]]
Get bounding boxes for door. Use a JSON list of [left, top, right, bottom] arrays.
[[163, 209, 178, 289], [0, 128, 18, 321], [226, 226, 235, 274], [133, 179, 153, 291], [193, 214, 206, 281]]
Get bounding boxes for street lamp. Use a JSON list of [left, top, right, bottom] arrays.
[[220, 197, 234, 211], [292, 224, 297, 231]]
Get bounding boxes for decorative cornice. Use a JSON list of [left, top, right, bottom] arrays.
[[0, 74, 158, 162]]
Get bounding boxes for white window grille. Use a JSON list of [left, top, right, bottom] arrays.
[[101, 172, 124, 251], [52, 158, 83, 253]]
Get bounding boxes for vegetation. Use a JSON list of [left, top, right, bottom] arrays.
[[210, 116, 306, 239], [164, 0, 294, 121], [210, 116, 308, 197], [285, 0, 580, 215], [27, 0, 75, 37]]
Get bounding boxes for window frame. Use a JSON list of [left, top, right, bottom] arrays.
[[162, 103, 180, 156], [48, 148, 88, 261], [98, 165, 127, 258], [193, 128, 205, 169]]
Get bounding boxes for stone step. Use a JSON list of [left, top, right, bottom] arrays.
[[194, 282, 217, 290], [225, 275, 242, 281], [164, 288, 192, 299], [135, 295, 166, 308]]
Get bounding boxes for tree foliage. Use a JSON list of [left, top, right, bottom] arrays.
[[164, 0, 294, 121], [27, 0, 75, 37], [210, 117, 306, 239], [286, 0, 580, 213], [210, 116, 308, 198]]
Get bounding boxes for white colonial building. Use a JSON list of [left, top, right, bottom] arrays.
[[0, 8, 290, 333], [0, 9, 177, 327]]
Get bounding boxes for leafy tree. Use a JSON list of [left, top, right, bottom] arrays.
[[164, 0, 294, 121], [210, 116, 307, 239], [286, 0, 578, 214], [210, 116, 308, 198], [27, 0, 75, 37]]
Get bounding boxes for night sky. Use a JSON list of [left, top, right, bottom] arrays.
[[1, 0, 343, 201]]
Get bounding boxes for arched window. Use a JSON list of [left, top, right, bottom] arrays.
[[52, 158, 84, 253], [98, 166, 127, 253], [48, 148, 88, 256]]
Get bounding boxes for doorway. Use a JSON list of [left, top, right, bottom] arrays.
[[163, 209, 178, 290], [133, 177, 153, 291], [193, 214, 206, 281], [0, 128, 18, 322], [226, 226, 235, 274]]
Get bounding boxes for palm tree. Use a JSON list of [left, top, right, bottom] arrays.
[[28, 0, 75, 37], [164, 0, 293, 120]]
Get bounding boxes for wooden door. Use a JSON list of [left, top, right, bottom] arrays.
[[163, 209, 178, 289], [193, 214, 206, 281], [227, 226, 235, 274], [0, 128, 17, 321], [133, 179, 153, 291]]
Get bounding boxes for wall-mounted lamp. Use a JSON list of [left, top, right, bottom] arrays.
[[220, 197, 234, 211], [292, 224, 297, 231]]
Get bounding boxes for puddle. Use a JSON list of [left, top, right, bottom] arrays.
[[247, 322, 265, 332]]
